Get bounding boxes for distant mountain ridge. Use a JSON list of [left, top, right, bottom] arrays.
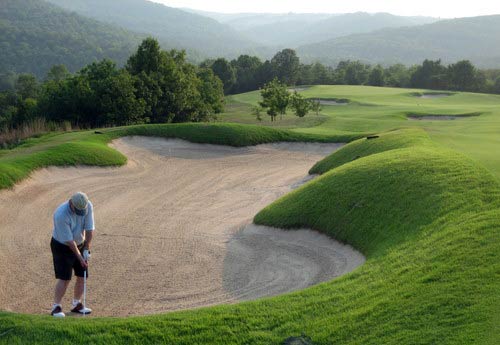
[[191, 10, 437, 47], [45, 0, 263, 58], [296, 15, 500, 68]]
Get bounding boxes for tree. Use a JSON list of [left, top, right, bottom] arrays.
[[271, 49, 300, 85], [39, 60, 145, 127], [259, 78, 290, 122], [126, 37, 163, 75], [126, 38, 216, 123], [368, 65, 385, 86], [15, 74, 38, 100], [14, 98, 38, 126], [196, 68, 225, 120], [45, 65, 70, 82], [448, 60, 476, 91], [297, 64, 314, 85], [289, 92, 311, 117], [0, 72, 17, 92], [210, 58, 236, 94], [252, 106, 263, 122], [343, 61, 370, 85], [472, 70, 487, 93], [385, 64, 411, 87], [310, 99, 322, 115], [494, 77, 500, 94], [311, 62, 332, 84], [410, 59, 448, 89], [255, 60, 275, 87], [231, 55, 262, 94]]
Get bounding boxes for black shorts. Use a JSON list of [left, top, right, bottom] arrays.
[[50, 237, 88, 281]]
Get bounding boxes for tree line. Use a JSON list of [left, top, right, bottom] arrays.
[[203, 49, 500, 95], [0, 38, 224, 132]]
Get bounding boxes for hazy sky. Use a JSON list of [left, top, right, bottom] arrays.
[[151, 0, 500, 18]]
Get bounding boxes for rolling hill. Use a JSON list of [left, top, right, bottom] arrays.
[[0, 0, 143, 77], [215, 12, 438, 47], [297, 15, 500, 67], [45, 0, 263, 58]]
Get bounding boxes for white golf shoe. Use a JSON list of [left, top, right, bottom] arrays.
[[71, 302, 92, 315], [51, 305, 65, 318]]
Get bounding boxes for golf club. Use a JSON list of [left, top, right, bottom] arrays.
[[83, 269, 87, 317]]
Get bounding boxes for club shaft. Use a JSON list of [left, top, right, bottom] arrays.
[[83, 270, 87, 317]]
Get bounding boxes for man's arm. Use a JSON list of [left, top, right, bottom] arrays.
[[65, 240, 88, 268], [84, 230, 93, 251], [83, 202, 94, 252]]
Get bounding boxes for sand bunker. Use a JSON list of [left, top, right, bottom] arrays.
[[417, 93, 452, 99], [407, 114, 479, 121], [288, 86, 310, 92], [309, 98, 350, 106], [0, 137, 364, 317]]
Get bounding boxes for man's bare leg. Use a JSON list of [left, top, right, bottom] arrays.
[[54, 279, 70, 304], [74, 277, 84, 301]]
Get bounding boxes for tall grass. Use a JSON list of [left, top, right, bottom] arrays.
[[0, 118, 73, 149]]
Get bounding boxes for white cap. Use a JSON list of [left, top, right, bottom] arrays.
[[71, 192, 89, 211]]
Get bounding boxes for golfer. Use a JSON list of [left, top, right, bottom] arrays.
[[50, 192, 94, 317]]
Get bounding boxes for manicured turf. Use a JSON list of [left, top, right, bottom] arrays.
[[220, 85, 500, 180], [1, 86, 499, 344]]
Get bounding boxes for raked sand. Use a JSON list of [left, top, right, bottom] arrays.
[[0, 137, 364, 316]]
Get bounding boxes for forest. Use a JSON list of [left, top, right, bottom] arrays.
[[0, 38, 224, 146]]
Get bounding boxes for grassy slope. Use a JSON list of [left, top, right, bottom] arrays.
[[1, 127, 499, 344], [309, 128, 431, 174], [0, 123, 360, 190]]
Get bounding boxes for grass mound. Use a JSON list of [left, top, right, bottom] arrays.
[[0, 123, 360, 190], [110, 123, 358, 146], [256, 143, 500, 343], [310, 128, 430, 174]]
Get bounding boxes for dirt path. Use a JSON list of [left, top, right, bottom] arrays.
[[0, 137, 364, 316]]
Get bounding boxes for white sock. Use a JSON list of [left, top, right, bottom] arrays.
[[52, 303, 61, 310], [72, 299, 81, 306]]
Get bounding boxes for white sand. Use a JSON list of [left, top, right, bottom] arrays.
[[418, 94, 451, 99], [408, 115, 472, 121], [317, 100, 349, 106], [0, 137, 364, 316]]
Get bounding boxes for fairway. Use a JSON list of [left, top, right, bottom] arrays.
[[221, 85, 500, 179]]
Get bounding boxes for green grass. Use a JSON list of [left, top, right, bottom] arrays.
[[309, 128, 431, 174], [221, 85, 500, 180], [1, 86, 499, 344]]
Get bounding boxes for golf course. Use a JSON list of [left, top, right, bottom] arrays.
[[0, 85, 499, 344]]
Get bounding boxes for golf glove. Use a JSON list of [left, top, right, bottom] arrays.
[[82, 249, 91, 261]]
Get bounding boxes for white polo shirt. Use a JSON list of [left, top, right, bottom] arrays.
[[52, 201, 94, 245]]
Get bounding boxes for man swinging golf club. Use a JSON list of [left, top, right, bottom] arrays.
[[50, 192, 94, 317]]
